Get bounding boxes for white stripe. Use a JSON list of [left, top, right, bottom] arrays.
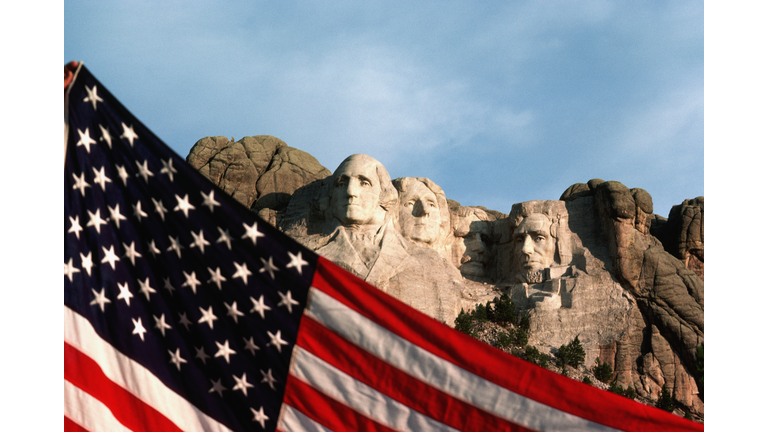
[[278, 405, 335, 432], [64, 379, 134, 432], [64, 306, 233, 432], [305, 288, 621, 432], [290, 347, 461, 432]]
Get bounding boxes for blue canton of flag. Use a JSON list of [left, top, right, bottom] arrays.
[[64, 63, 314, 431]]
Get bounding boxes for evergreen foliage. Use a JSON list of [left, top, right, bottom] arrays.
[[520, 346, 549, 368], [493, 294, 518, 324], [592, 358, 613, 383], [581, 376, 593, 385], [655, 386, 675, 412], [454, 309, 475, 336], [555, 336, 586, 369], [695, 343, 704, 389]]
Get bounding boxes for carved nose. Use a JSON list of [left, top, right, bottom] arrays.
[[346, 180, 360, 197], [468, 233, 485, 253], [521, 236, 534, 255], [413, 200, 427, 217]]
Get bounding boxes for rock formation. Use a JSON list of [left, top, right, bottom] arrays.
[[186, 136, 704, 416]]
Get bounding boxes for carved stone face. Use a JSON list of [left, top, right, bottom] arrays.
[[330, 158, 383, 227], [453, 214, 490, 278], [513, 213, 556, 275], [398, 181, 442, 245]]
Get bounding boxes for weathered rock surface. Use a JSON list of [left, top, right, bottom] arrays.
[[185, 138, 704, 415], [186, 135, 331, 213]]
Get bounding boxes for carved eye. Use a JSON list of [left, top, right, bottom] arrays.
[[360, 179, 372, 187], [535, 236, 546, 242], [405, 200, 415, 207]]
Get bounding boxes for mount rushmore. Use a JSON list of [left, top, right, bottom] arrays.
[[187, 135, 704, 416]]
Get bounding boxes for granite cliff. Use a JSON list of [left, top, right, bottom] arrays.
[[187, 135, 704, 417]]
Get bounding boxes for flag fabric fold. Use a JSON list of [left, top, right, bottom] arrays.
[[64, 62, 702, 432]]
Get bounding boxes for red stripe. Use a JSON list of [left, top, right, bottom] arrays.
[[64, 342, 185, 432], [64, 416, 90, 432], [283, 374, 399, 432], [311, 257, 703, 432], [297, 315, 530, 431]]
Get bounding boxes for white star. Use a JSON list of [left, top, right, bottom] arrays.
[[200, 190, 221, 212], [167, 236, 184, 258], [174, 194, 195, 218], [80, 252, 93, 276], [101, 245, 120, 270], [154, 314, 172, 337], [243, 337, 260, 356], [108, 204, 127, 229], [64, 258, 80, 282], [198, 306, 218, 329], [182, 270, 201, 294], [189, 230, 210, 253], [71, 172, 90, 196], [92, 166, 112, 190], [98, 124, 113, 149], [214, 339, 237, 364], [90, 288, 111, 312], [178, 312, 192, 330], [168, 348, 187, 371], [116, 164, 129, 186], [68, 215, 83, 239], [260, 368, 278, 390], [232, 373, 254, 396], [152, 197, 168, 221], [147, 240, 162, 257], [83, 85, 103, 110], [249, 295, 272, 319], [122, 241, 142, 265], [266, 330, 289, 353], [209, 379, 226, 397], [195, 346, 210, 364], [207, 267, 226, 290], [116, 282, 133, 306], [133, 201, 149, 221], [135, 160, 154, 183], [259, 256, 279, 280], [86, 209, 108, 234], [277, 290, 300, 314], [160, 158, 177, 182], [132, 317, 147, 341], [121, 122, 139, 146], [224, 301, 244, 323], [242, 221, 265, 245], [251, 407, 269, 428], [216, 227, 233, 250], [76, 128, 97, 153], [137, 277, 157, 300], [286, 251, 309, 275], [163, 277, 176, 294], [232, 262, 252, 284]]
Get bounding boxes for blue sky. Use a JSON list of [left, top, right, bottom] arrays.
[[64, 1, 703, 217]]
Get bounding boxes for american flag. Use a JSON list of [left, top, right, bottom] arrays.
[[64, 62, 703, 432]]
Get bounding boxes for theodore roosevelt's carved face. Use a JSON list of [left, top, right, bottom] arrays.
[[513, 214, 556, 275], [330, 157, 384, 227], [398, 181, 441, 245], [453, 213, 490, 278]]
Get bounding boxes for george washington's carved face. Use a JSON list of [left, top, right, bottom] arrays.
[[398, 181, 441, 245], [513, 213, 556, 275], [330, 157, 384, 227]]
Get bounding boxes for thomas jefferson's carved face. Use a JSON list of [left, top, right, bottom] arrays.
[[513, 214, 556, 275], [331, 158, 382, 226], [399, 181, 441, 245]]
